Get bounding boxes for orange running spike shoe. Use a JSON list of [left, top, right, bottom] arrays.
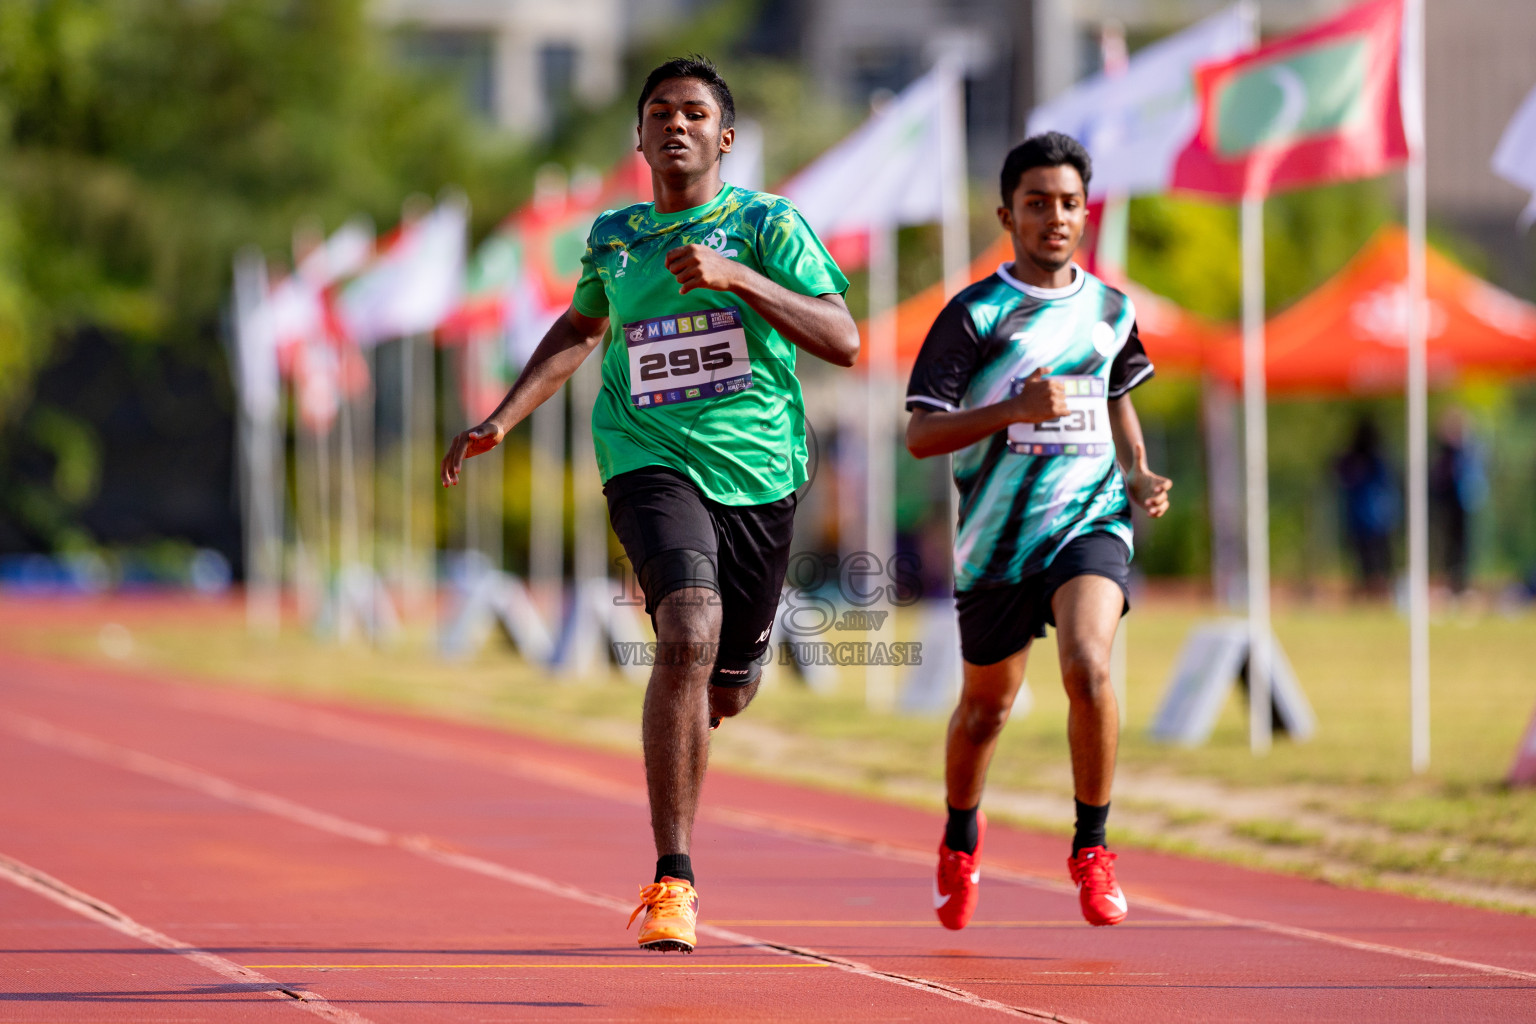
[[1068, 846, 1128, 926], [933, 812, 986, 930], [628, 876, 698, 952]]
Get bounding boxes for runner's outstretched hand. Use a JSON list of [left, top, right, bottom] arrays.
[[1010, 368, 1070, 423], [666, 244, 742, 294], [441, 422, 505, 487], [1125, 443, 1171, 518]]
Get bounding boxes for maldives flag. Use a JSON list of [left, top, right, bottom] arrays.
[[1171, 0, 1407, 198]]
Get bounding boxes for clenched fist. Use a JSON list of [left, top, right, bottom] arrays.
[[1010, 368, 1070, 424], [665, 244, 742, 294]]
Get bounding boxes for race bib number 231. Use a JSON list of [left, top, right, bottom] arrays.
[[624, 307, 753, 409], [1007, 374, 1111, 456]]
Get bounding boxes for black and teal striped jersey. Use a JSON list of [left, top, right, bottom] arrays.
[[905, 263, 1154, 592]]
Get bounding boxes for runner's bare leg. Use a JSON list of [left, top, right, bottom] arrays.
[[643, 587, 722, 857], [1050, 575, 1123, 805], [945, 646, 1031, 810], [709, 678, 759, 719]]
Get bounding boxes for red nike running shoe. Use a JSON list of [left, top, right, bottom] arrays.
[[934, 812, 986, 930], [1068, 845, 1127, 926]]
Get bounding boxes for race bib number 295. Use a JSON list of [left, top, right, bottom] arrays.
[[624, 307, 753, 409]]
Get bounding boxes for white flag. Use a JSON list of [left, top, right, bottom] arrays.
[[1493, 82, 1536, 230], [259, 218, 374, 358], [337, 195, 468, 346], [1027, 6, 1250, 199], [780, 64, 961, 234], [232, 248, 279, 421], [298, 217, 374, 287]]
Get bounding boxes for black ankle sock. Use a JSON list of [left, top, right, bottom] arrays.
[[655, 854, 694, 886], [1072, 799, 1110, 854], [944, 803, 980, 855]]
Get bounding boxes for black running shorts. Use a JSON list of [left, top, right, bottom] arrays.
[[603, 465, 796, 687], [955, 532, 1131, 667]]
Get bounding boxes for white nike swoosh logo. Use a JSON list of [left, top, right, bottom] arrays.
[[1105, 890, 1128, 914], [932, 881, 951, 909]]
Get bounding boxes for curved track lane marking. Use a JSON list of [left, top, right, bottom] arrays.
[[705, 804, 1536, 986], [0, 711, 1083, 1023], [13, 671, 1536, 987], [245, 963, 831, 969], [0, 851, 375, 1024]]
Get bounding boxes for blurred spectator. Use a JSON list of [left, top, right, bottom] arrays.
[[1429, 408, 1487, 596], [1334, 418, 1399, 599]]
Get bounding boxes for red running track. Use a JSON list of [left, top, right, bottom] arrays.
[[1, 650, 1533, 1023]]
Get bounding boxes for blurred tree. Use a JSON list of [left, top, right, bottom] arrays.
[[0, 0, 529, 555]]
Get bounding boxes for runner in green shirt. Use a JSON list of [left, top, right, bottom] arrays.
[[441, 55, 858, 953]]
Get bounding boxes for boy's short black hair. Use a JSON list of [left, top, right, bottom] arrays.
[[999, 132, 1092, 206], [637, 54, 736, 130]]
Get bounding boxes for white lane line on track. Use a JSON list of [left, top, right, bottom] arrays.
[[0, 851, 376, 1024], [0, 710, 1081, 1023], [14, 669, 1536, 988], [709, 805, 1536, 986], [81, 674, 1536, 989]]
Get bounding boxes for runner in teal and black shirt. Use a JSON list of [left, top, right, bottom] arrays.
[[905, 133, 1171, 935], [908, 254, 1151, 591], [442, 55, 858, 955]]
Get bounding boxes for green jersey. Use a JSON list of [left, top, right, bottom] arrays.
[[572, 184, 848, 505]]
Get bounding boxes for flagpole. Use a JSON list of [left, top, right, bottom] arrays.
[[865, 219, 898, 713], [935, 53, 970, 712], [462, 339, 482, 565], [231, 249, 283, 637], [1230, 0, 1271, 756], [1404, 0, 1430, 773], [417, 330, 438, 644], [938, 57, 970, 297], [337, 383, 360, 642], [569, 347, 605, 675], [1242, 192, 1272, 756], [297, 417, 323, 623], [529, 379, 566, 625], [361, 350, 380, 642], [313, 412, 333, 631], [400, 334, 416, 625]]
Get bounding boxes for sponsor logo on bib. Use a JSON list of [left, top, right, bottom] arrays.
[[624, 306, 754, 409]]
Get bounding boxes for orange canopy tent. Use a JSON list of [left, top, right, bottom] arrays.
[[1203, 226, 1536, 394], [857, 234, 1229, 376], [853, 225, 1536, 394]]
